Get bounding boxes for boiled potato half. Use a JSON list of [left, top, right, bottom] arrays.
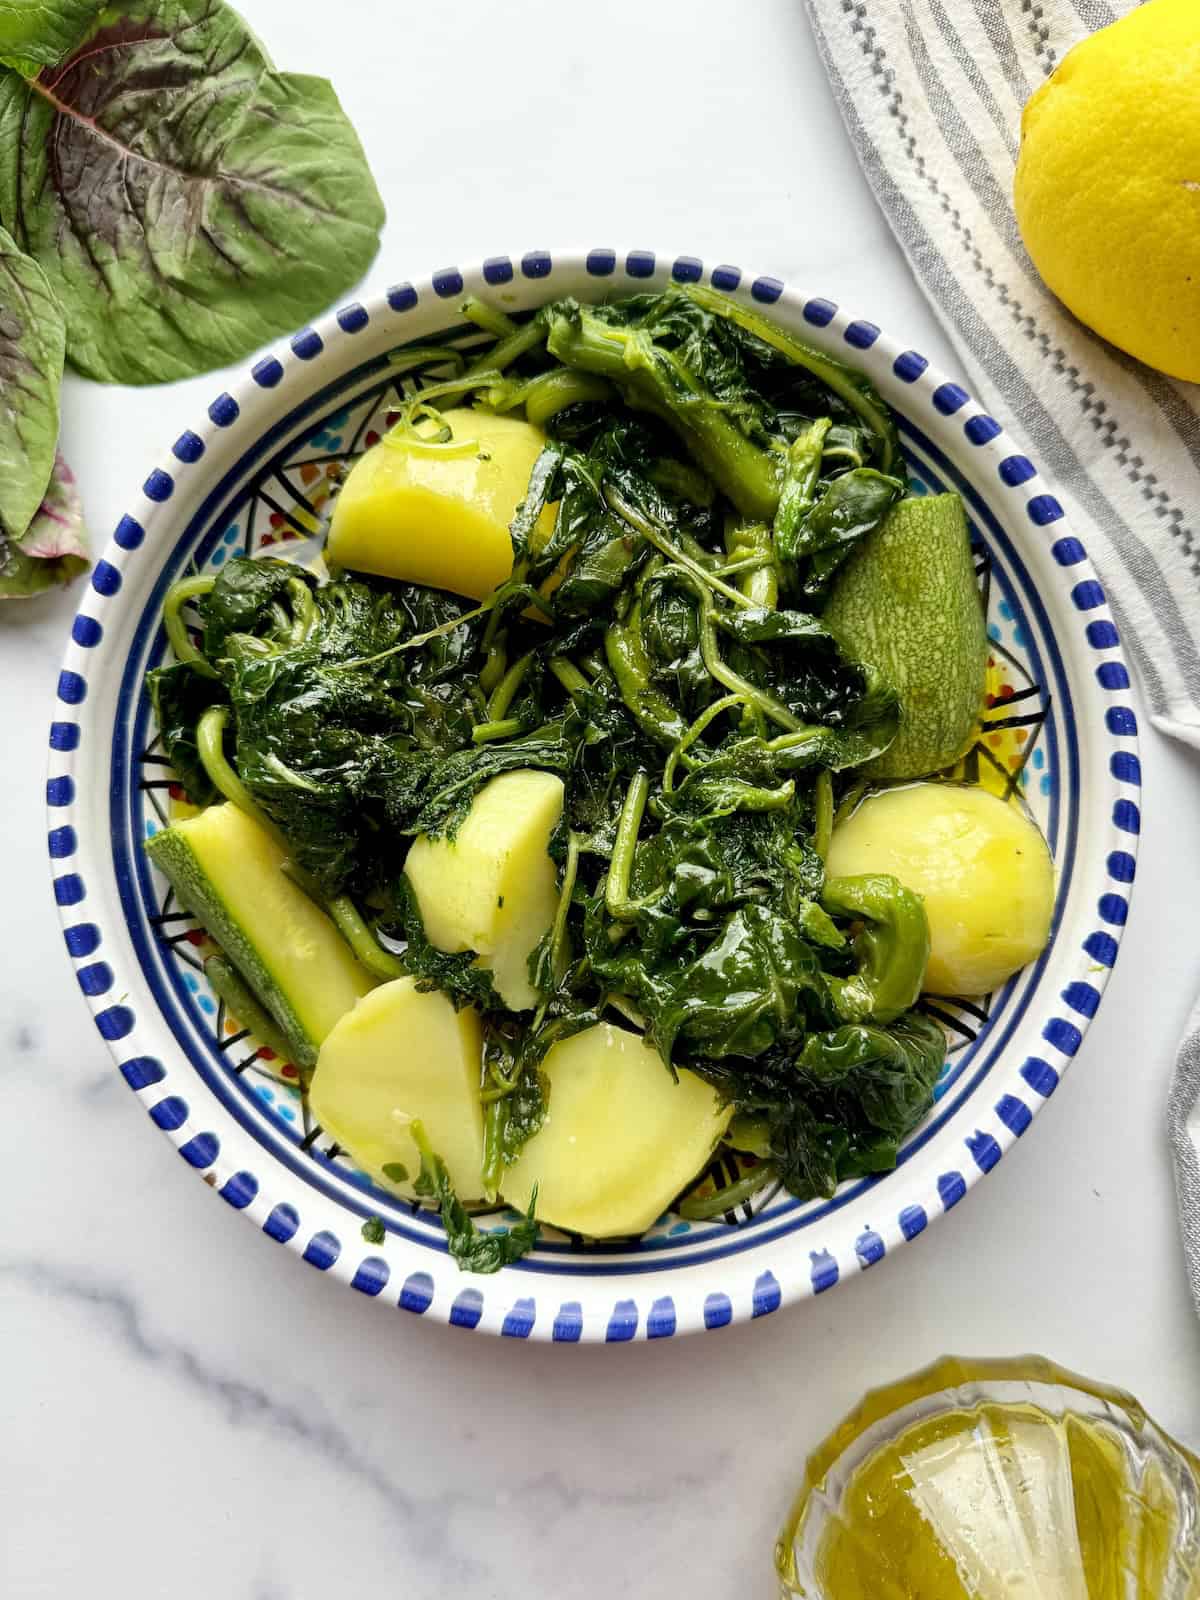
[[502, 1023, 732, 1238], [327, 407, 556, 599], [404, 770, 564, 1011], [825, 783, 1054, 997], [310, 977, 484, 1199]]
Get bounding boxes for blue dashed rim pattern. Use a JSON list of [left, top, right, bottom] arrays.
[[48, 249, 1139, 1341]]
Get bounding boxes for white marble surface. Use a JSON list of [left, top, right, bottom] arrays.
[[4, 2, 1200, 1593]]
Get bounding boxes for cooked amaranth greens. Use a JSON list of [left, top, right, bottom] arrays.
[[145, 286, 1050, 1272]]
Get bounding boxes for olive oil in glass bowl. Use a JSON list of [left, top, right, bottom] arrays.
[[776, 1356, 1200, 1599]]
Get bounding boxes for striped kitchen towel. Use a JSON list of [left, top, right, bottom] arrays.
[[803, 0, 1200, 748]]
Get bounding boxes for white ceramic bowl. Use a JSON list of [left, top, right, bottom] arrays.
[[48, 249, 1140, 1341]]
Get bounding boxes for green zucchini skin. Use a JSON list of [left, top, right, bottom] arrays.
[[145, 804, 376, 1069], [824, 494, 988, 781]]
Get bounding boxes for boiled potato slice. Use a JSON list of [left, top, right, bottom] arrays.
[[501, 1023, 732, 1238], [310, 977, 484, 1199], [404, 770, 564, 1011], [327, 407, 556, 599], [825, 783, 1054, 997]]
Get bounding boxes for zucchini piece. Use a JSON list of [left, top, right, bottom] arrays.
[[145, 803, 376, 1069], [824, 494, 987, 781]]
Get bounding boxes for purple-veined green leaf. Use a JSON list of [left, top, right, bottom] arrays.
[[0, 221, 64, 538], [0, 0, 385, 385], [0, 450, 89, 597]]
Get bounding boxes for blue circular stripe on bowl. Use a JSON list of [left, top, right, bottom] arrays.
[[351, 1257, 390, 1296], [501, 1297, 536, 1338], [1071, 580, 1105, 611], [1052, 537, 1086, 566], [291, 329, 324, 360], [91, 560, 122, 597], [302, 1229, 341, 1270], [150, 1094, 188, 1130], [48, 826, 77, 859], [1086, 620, 1120, 650], [521, 251, 552, 279], [1099, 893, 1128, 926], [263, 1203, 299, 1242], [811, 1250, 839, 1292], [1043, 1017, 1082, 1055], [965, 414, 1002, 445], [64, 921, 98, 957], [606, 1299, 639, 1341], [855, 1229, 886, 1267], [932, 382, 969, 414], [96, 1004, 134, 1039], [1107, 850, 1136, 882], [995, 1095, 1032, 1136], [179, 1131, 219, 1169], [1113, 799, 1140, 834], [119, 1056, 164, 1091], [1062, 981, 1100, 1018], [899, 1205, 927, 1239], [208, 394, 239, 426], [893, 350, 928, 382], [450, 1288, 484, 1329], [77, 961, 113, 996], [1084, 931, 1118, 967], [553, 1301, 584, 1342], [114, 513, 146, 548], [752, 1272, 782, 1317], [703, 1292, 733, 1329], [57, 670, 86, 705], [1027, 494, 1065, 525], [1001, 455, 1037, 487], [143, 468, 174, 502], [646, 1296, 677, 1338], [251, 357, 284, 388], [337, 303, 369, 333], [47, 774, 75, 805], [432, 267, 465, 298], [54, 873, 85, 906], [844, 320, 880, 349], [172, 430, 205, 463], [72, 614, 103, 646], [219, 1170, 258, 1209], [1021, 1057, 1059, 1096]]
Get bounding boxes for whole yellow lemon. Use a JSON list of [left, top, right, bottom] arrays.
[[1014, 0, 1200, 382]]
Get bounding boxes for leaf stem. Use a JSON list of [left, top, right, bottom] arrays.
[[163, 575, 217, 677]]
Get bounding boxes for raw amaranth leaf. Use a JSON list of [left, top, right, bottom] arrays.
[[0, 223, 64, 538], [0, 0, 385, 385], [0, 450, 89, 597], [0, 1, 100, 69]]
